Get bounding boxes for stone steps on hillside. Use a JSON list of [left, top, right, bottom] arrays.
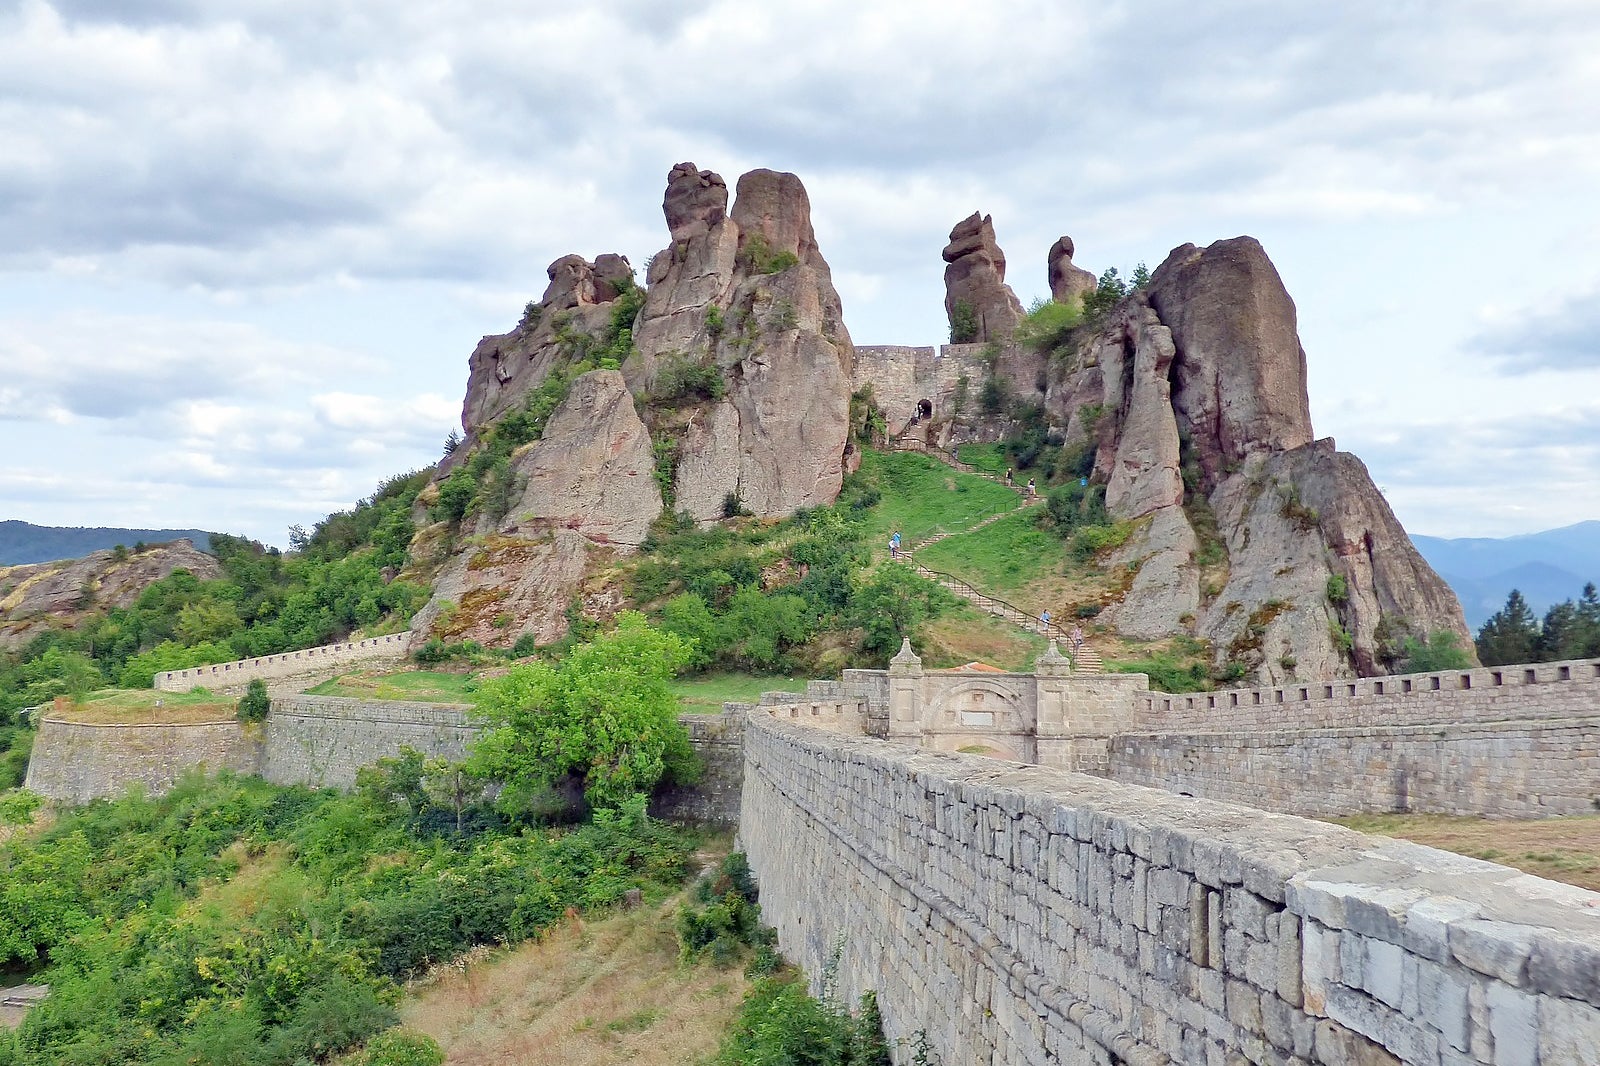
[[904, 559, 1103, 674]]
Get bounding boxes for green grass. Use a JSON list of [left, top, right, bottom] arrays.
[[956, 442, 1009, 475], [913, 509, 1067, 594], [80, 687, 236, 708], [853, 449, 1018, 545], [56, 687, 237, 723], [670, 673, 807, 714], [306, 669, 480, 703]]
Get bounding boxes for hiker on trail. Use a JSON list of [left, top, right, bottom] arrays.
[[1069, 623, 1085, 655], [1026, 477, 1037, 498], [1004, 468, 1013, 487], [889, 530, 902, 558], [1039, 608, 1051, 633]]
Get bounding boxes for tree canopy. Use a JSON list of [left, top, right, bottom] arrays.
[[468, 612, 697, 811]]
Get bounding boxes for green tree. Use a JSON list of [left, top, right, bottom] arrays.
[[850, 565, 946, 659], [1475, 589, 1540, 666], [468, 612, 696, 811], [949, 299, 979, 344], [1400, 630, 1473, 672], [236, 678, 271, 722]]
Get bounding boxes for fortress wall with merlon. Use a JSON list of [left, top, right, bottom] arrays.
[[851, 344, 991, 430], [23, 717, 260, 805], [741, 710, 1600, 1065], [154, 632, 413, 696], [1132, 656, 1600, 733], [1111, 715, 1600, 819]]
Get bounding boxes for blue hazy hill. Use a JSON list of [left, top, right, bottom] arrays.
[[0, 520, 216, 566]]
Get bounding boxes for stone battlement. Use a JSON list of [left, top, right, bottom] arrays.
[[154, 632, 412, 696]]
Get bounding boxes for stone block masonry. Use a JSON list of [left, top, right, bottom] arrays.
[[24, 717, 261, 805], [741, 710, 1600, 1065], [260, 694, 474, 789], [154, 632, 413, 697]]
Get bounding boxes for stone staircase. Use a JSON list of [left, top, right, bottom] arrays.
[[900, 557, 1103, 674]]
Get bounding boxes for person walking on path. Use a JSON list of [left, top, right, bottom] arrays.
[[889, 530, 902, 558], [1039, 608, 1051, 634], [1004, 467, 1013, 487], [1026, 477, 1037, 498], [1069, 623, 1085, 657]]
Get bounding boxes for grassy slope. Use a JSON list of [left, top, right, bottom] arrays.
[[306, 669, 480, 703], [1329, 813, 1600, 893], [854, 449, 1017, 546], [670, 673, 807, 713], [53, 687, 237, 724]]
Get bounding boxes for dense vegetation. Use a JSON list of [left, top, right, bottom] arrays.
[[1476, 584, 1600, 666], [0, 770, 689, 1065], [631, 455, 959, 676], [0, 471, 432, 784]]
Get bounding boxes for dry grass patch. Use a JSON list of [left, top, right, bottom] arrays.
[[1329, 813, 1600, 893], [401, 896, 748, 1065], [52, 688, 237, 724]]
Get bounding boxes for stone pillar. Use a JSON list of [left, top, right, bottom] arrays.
[[887, 638, 923, 742], [1034, 641, 1071, 738]]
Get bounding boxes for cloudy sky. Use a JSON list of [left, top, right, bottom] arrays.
[[3, 0, 1598, 546]]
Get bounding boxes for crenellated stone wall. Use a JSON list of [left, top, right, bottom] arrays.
[[1113, 656, 1600, 818], [740, 709, 1600, 1065], [852, 343, 991, 432], [154, 632, 412, 696]]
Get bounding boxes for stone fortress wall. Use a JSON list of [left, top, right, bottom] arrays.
[[154, 632, 412, 697], [260, 694, 474, 789], [851, 343, 993, 434], [741, 709, 1600, 1066], [1113, 657, 1600, 818], [23, 717, 262, 805]]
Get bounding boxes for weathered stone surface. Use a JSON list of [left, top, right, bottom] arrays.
[[631, 163, 853, 521], [943, 211, 1024, 342], [663, 161, 728, 242], [1146, 237, 1314, 488], [505, 369, 662, 548], [1099, 303, 1184, 519], [1048, 234, 1098, 308], [458, 252, 632, 440], [0, 539, 222, 649], [414, 370, 660, 647]]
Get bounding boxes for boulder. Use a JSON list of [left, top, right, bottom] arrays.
[[943, 212, 1024, 342], [1048, 235, 1098, 308], [663, 162, 729, 242]]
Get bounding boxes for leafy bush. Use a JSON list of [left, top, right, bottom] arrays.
[[1325, 573, 1349, 605], [119, 639, 236, 689], [653, 353, 727, 405], [1014, 296, 1084, 354], [468, 613, 698, 810], [677, 852, 773, 967], [1401, 630, 1472, 672], [351, 1028, 445, 1066], [1083, 267, 1129, 322], [949, 299, 979, 344], [1070, 521, 1134, 561], [235, 678, 270, 722], [738, 233, 799, 275]]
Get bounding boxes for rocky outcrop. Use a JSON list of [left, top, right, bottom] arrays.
[[0, 540, 222, 649], [1144, 237, 1314, 489], [1047, 235, 1097, 308], [457, 251, 636, 444], [1057, 238, 1471, 680], [412, 370, 659, 647], [943, 212, 1024, 342], [628, 164, 854, 521]]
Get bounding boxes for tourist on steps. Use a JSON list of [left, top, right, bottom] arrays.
[[1026, 477, 1037, 498], [889, 530, 902, 558], [1004, 467, 1013, 487], [1039, 608, 1051, 634]]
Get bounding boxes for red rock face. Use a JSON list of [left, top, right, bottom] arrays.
[[1145, 237, 1314, 488], [943, 212, 1024, 342]]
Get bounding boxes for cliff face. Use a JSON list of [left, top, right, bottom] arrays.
[[1038, 237, 1470, 681], [0, 540, 222, 649], [416, 162, 854, 647]]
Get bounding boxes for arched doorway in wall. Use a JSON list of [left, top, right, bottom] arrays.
[[920, 678, 1033, 763]]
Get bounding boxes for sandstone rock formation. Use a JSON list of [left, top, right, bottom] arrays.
[[1040, 237, 1471, 680], [455, 250, 636, 447], [1047, 235, 1097, 308], [0, 540, 222, 649], [420, 162, 855, 647], [943, 212, 1024, 342], [412, 370, 661, 647], [627, 164, 854, 521]]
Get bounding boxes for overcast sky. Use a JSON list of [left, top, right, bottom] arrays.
[[3, 0, 1598, 547]]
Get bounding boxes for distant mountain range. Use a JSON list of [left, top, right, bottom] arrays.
[[1412, 521, 1600, 630], [0, 520, 216, 567]]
